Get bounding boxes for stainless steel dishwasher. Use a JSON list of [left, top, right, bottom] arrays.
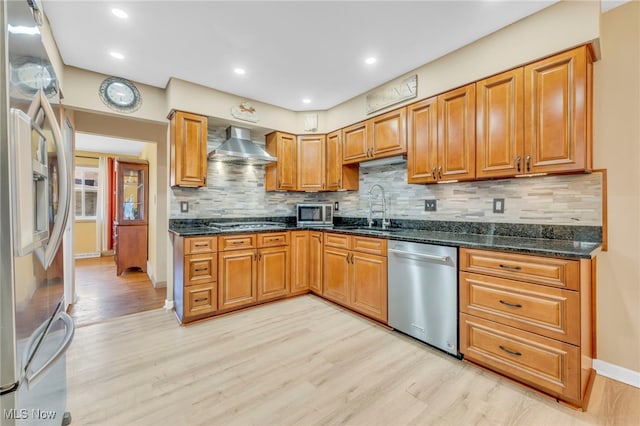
[[388, 241, 458, 356]]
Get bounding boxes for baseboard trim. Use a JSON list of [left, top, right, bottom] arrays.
[[74, 252, 101, 259], [163, 299, 174, 310], [593, 359, 640, 388]]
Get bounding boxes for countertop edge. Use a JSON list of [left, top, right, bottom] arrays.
[[168, 226, 600, 259]]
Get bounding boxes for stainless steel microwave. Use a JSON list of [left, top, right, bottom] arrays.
[[296, 203, 333, 227]]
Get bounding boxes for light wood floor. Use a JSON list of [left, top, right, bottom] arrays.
[[66, 296, 639, 426], [69, 256, 166, 326]]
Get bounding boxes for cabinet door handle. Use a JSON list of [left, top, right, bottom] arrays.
[[232, 241, 244, 245], [431, 167, 437, 180], [254, 252, 258, 261], [194, 268, 208, 272], [525, 155, 531, 172], [499, 300, 523, 308], [194, 298, 208, 303], [499, 264, 522, 271], [314, 234, 322, 242], [516, 156, 522, 173], [438, 166, 443, 180], [499, 345, 522, 357], [194, 243, 208, 248]]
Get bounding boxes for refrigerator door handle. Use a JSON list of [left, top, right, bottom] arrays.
[[24, 312, 75, 389], [29, 89, 71, 270]]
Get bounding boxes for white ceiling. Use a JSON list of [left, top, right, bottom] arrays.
[[43, 1, 623, 112], [75, 132, 146, 156]]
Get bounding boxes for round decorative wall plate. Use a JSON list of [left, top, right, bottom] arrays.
[[99, 76, 142, 113], [12, 57, 58, 97]]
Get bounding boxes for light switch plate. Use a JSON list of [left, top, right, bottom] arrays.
[[180, 201, 189, 213], [493, 198, 505, 214]]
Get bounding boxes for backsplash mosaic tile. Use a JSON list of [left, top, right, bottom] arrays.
[[170, 127, 602, 226]]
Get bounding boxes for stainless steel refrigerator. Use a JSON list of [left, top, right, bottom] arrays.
[[1, 1, 74, 425]]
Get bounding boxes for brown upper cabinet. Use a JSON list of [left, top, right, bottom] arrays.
[[407, 84, 476, 183], [265, 131, 297, 191], [476, 68, 524, 179], [524, 46, 593, 174], [326, 130, 359, 191], [169, 110, 208, 188], [477, 46, 593, 178], [297, 135, 326, 191], [343, 108, 407, 164]]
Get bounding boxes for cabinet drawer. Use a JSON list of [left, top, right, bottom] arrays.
[[324, 233, 351, 249], [185, 236, 217, 254], [185, 283, 217, 318], [460, 248, 579, 290], [184, 253, 217, 287], [460, 272, 580, 345], [258, 232, 289, 247], [352, 236, 387, 256], [219, 234, 257, 251], [460, 313, 580, 402]]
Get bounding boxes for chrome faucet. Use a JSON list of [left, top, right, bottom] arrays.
[[367, 184, 390, 229]]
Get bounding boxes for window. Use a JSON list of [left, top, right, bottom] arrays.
[[75, 167, 99, 219]]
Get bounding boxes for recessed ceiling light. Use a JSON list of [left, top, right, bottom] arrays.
[[234, 68, 246, 75], [365, 57, 377, 65], [302, 98, 311, 104], [110, 51, 125, 60], [111, 8, 128, 19]]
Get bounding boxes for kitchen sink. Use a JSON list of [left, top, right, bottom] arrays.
[[335, 226, 403, 234]]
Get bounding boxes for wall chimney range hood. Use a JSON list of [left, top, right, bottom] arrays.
[[207, 126, 277, 165]]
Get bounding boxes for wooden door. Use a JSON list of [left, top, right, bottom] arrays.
[[407, 97, 438, 183], [322, 247, 350, 305], [437, 84, 476, 181], [524, 46, 591, 174], [170, 111, 207, 187], [476, 68, 524, 178], [257, 246, 290, 301], [290, 231, 309, 295], [309, 231, 323, 295], [350, 252, 387, 323], [369, 107, 407, 158], [342, 121, 368, 164], [218, 249, 257, 310], [277, 132, 297, 190], [297, 135, 326, 191]]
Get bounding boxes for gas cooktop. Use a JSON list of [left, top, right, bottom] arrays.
[[207, 221, 287, 232]]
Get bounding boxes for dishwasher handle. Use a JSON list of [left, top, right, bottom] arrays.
[[389, 248, 450, 263]]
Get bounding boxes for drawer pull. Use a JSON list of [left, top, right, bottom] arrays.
[[194, 298, 208, 303], [499, 345, 522, 357], [194, 243, 208, 247], [232, 241, 244, 245], [499, 300, 523, 308], [499, 264, 522, 271], [194, 268, 208, 272]]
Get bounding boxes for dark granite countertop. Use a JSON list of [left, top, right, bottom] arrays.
[[169, 217, 601, 259]]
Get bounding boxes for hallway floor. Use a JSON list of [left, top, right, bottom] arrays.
[[69, 256, 166, 327]]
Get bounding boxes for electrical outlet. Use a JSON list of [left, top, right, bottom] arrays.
[[334, 201, 339, 211], [180, 201, 189, 213], [493, 198, 505, 214], [424, 199, 437, 212]]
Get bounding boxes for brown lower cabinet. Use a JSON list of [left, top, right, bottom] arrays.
[[290, 231, 310, 295], [309, 231, 323, 295], [322, 233, 388, 323], [173, 235, 218, 323], [218, 232, 290, 311], [459, 247, 594, 409]]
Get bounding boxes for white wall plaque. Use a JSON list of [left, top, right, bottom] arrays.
[[303, 113, 318, 132], [231, 101, 260, 123], [366, 74, 417, 114]]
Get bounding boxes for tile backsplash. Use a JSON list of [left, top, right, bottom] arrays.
[[170, 127, 602, 226]]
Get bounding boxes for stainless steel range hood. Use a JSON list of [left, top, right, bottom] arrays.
[[207, 126, 277, 164]]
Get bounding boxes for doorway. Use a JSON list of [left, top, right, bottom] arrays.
[[68, 131, 166, 326]]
